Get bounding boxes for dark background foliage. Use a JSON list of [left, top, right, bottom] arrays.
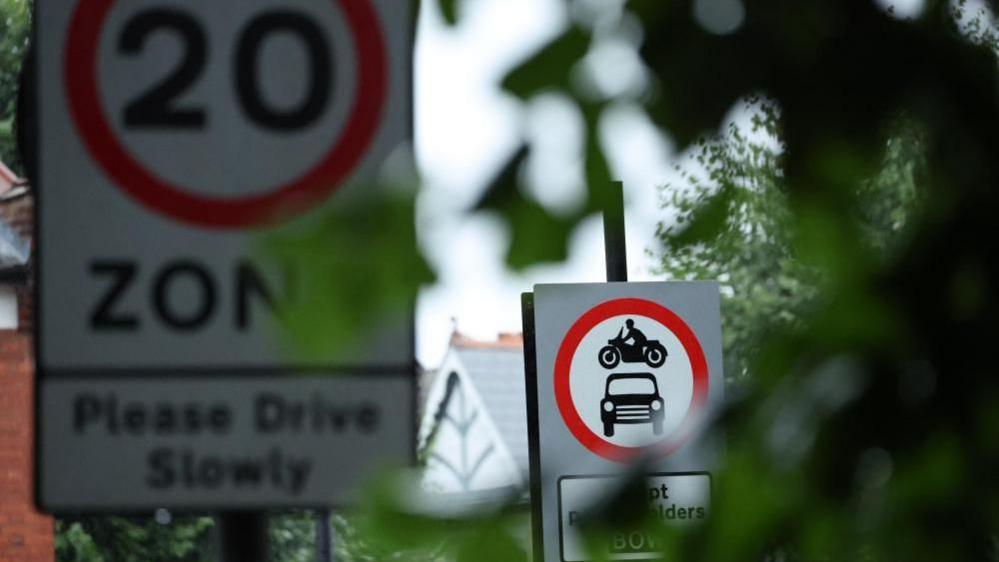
[[0, 0, 29, 173]]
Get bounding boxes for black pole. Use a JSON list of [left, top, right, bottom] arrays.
[[316, 509, 332, 562], [219, 512, 268, 562], [521, 292, 544, 562], [603, 181, 628, 283]]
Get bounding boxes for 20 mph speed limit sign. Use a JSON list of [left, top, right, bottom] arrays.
[[35, 0, 414, 512], [61, 0, 393, 228]]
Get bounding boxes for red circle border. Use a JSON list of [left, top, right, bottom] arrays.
[[553, 298, 710, 463], [65, 0, 388, 229]]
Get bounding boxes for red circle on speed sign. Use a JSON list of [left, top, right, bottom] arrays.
[[553, 298, 710, 463], [64, 0, 388, 229]]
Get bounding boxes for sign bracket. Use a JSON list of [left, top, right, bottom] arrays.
[[521, 291, 542, 562]]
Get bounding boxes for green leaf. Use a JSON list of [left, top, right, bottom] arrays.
[[476, 146, 577, 269], [259, 187, 434, 363], [665, 185, 734, 249], [475, 145, 531, 214], [501, 26, 591, 99], [438, 0, 459, 26], [578, 100, 615, 215], [503, 197, 575, 270]]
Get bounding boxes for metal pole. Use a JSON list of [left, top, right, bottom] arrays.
[[219, 512, 268, 562], [316, 509, 332, 562], [603, 181, 628, 283]]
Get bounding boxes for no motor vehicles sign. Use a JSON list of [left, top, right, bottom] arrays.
[[524, 282, 725, 561], [35, 0, 414, 511]]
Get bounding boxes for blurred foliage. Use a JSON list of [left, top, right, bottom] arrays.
[[259, 188, 433, 364], [0, 0, 29, 173], [654, 101, 926, 382], [350, 476, 527, 562], [401, 0, 999, 560], [437, 0, 459, 26], [654, 100, 819, 383], [55, 515, 214, 562], [273, 509, 458, 562], [476, 146, 578, 269]]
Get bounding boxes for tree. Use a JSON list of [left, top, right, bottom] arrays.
[[55, 515, 215, 562], [654, 102, 925, 382], [267, 512, 315, 562], [0, 0, 29, 173], [266, 511, 447, 562], [654, 101, 814, 382]]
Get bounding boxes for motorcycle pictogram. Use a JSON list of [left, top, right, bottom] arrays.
[[597, 319, 667, 369]]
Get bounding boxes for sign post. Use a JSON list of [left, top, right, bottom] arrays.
[[603, 181, 627, 283], [33, 0, 416, 552], [522, 183, 725, 561]]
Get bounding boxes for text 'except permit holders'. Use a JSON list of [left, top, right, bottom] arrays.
[[558, 473, 711, 562]]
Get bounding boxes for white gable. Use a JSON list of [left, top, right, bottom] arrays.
[[418, 348, 525, 494]]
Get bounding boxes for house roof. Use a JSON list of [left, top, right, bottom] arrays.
[[450, 337, 529, 476], [450, 331, 523, 350], [418, 330, 530, 497]]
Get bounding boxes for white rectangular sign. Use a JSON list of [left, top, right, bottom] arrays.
[[525, 282, 725, 562], [39, 374, 413, 511], [35, 0, 415, 511], [558, 473, 711, 562]]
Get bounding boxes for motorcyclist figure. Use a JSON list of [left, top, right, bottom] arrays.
[[619, 319, 647, 352]]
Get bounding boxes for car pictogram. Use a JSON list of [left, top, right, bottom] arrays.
[[599, 372, 664, 438]]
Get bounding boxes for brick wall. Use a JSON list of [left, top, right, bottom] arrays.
[[1, 189, 53, 562], [0, 330, 53, 562]]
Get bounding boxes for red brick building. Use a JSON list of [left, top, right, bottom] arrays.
[[1, 162, 54, 562]]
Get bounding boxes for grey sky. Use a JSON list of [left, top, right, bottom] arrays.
[[413, 0, 674, 366]]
